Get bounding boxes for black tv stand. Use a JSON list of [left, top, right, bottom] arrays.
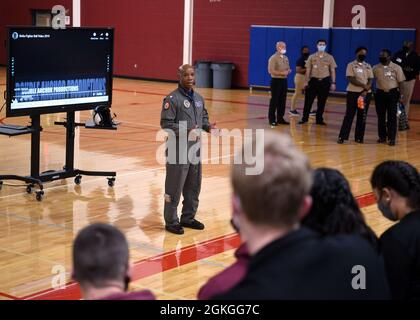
[[0, 111, 117, 201]]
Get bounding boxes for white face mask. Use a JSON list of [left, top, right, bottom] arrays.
[[280, 49, 286, 55], [317, 45, 326, 52]]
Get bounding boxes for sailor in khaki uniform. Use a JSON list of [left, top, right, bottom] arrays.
[[338, 47, 374, 144], [299, 39, 337, 125], [160, 64, 218, 234], [373, 49, 406, 146], [267, 41, 291, 126]]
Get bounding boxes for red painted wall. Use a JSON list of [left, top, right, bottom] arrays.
[[192, 0, 324, 87], [0, 0, 72, 65], [334, 0, 420, 99], [81, 0, 184, 81]]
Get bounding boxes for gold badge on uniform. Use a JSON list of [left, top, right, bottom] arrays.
[[184, 100, 191, 108], [164, 102, 170, 110]]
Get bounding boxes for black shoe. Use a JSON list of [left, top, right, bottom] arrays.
[[165, 224, 184, 235], [269, 122, 277, 127], [316, 121, 327, 126], [277, 119, 289, 125], [377, 138, 386, 144], [337, 137, 344, 144], [388, 140, 396, 146], [355, 139, 364, 144], [181, 219, 205, 230], [298, 120, 308, 124], [289, 110, 300, 116]]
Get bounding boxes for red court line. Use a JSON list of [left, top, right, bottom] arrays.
[[356, 192, 377, 208], [113, 87, 268, 108], [22, 232, 241, 300], [0, 292, 20, 300], [18, 192, 376, 300]]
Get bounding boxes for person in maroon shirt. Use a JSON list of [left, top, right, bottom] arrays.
[[72, 223, 155, 300], [198, 235, 250, 300]]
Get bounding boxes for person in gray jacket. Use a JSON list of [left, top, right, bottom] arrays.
[[160, 64, 218, 234]]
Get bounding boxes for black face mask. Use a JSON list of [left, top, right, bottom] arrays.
[[379, 57, 389, 65], [403, 46, 410, 53], [302, 53, 309, 59], [357, 54, 366, 62], [124, 275, 131, 292]]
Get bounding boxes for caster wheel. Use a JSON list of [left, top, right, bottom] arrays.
[[107, 178, 115, 187], [36, 191, 44, 201], [26, 184, 34, 194], [74, 175, 82, 185]]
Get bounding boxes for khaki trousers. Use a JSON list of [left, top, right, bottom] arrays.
[[290, 73, 305, 111], [400, 79, 416, 116]]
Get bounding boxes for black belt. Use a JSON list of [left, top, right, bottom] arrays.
[[377, 88, 399, 93], [311, 76, 331, 81]]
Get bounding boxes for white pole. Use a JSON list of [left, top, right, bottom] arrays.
[[72, 0, 81, 27], [322, 0, 335, 28], [183, 0, 194, 64], [73, 0, 81, 169]]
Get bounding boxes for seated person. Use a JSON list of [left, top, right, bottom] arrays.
[[214, 132, 389, 300], [72, 223, 155, 300], [198, 219, 250, 300], [371, 160, 420, 300], [303, 167, 378, 248]]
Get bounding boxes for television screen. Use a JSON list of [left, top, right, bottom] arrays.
[[6, 27, 114, 117]]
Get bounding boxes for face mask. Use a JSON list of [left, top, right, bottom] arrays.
[[377, 198, 397, 221], [230, 218, 240, 233], [403, 46, 410, 53], [317, 45, 326, 52], [357, 54, 366, 62], [124, 275, 131, 292], [303, 52, 309, 58], [280, 49, 286, 55], [379, 57, 388, 65]]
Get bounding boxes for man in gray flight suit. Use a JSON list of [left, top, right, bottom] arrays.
[[160, 64, 217, 234]]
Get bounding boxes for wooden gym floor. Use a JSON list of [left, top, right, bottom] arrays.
[[0, 66, 419, 300]]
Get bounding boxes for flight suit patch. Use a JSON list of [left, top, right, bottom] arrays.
[[164, 102, 170, 110], [164, 194, 172, 203], [184, 100, 191, 108]]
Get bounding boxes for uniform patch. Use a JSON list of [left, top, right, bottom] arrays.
[[195, 101, 203, 108], [184, 100, 191, 108], [164, 194, 172, 203], [164, 102, 170, 110]]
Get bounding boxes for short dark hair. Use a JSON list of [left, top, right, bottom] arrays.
[[370, 161, 420, 210], [303, 168, 377, 247], [380, 49, 392, 57], [301, 45, 309, 51], [355, 46, 368, 54], [72, 223, 129, 287], [317, 39, 327, 45]]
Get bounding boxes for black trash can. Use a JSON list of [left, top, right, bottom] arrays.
[[195, 60, 212, 88], [210, 62, 235, 89]]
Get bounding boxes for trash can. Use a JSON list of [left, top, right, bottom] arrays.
[[195, 60, 212, 88], [210, 62, 235, 89]]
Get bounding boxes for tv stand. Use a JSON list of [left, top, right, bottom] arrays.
[[0, 111, 116, 201]]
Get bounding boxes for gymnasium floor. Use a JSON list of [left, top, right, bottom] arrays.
[[0, 66, 419, 300]]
